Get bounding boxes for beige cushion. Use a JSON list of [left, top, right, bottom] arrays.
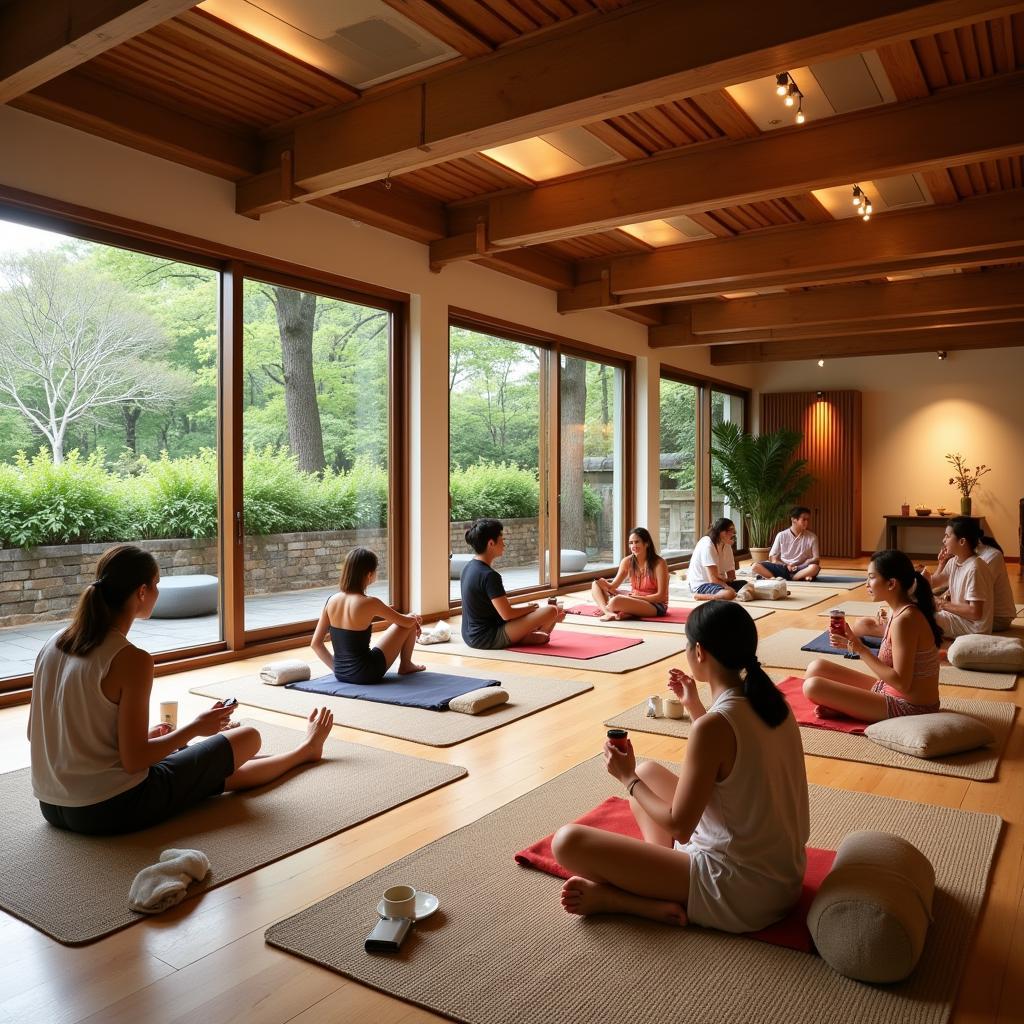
[[447, 687, 509, 715], [752, 578, 788, 600], [808, 831, 935, 983], [865, 712, 995, 758], [947, 634, 1024, 672]]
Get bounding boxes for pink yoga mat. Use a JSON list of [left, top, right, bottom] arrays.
[[776, 675, 867, 735], [506, 631, 643, 659], [568, 603, 691, 624], [516, 795, 836, 954]]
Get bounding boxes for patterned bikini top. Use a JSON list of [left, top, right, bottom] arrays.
[[877, 605, 941, 681]]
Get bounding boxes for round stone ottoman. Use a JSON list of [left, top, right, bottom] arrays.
[[450, 553, 473, 580], [152, 574, 219, 618], [560, 549, 588, 573]]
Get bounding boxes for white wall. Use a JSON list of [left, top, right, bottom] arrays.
[[756, 349, 1024, 559], [0, 105, 755, 611]]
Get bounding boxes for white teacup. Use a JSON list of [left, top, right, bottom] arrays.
[[663, 697, 686, 720], [382, 884, 417, 919]]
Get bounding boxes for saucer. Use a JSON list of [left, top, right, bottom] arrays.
[[377, 891, 439, 921]]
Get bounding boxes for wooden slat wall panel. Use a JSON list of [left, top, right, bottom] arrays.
[[761, 390, 862, 558]]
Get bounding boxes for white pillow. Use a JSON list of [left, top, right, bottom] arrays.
[[947, 634, 1024, 672], [808, 831, 934, 983], [447, 687, 508, 714], [864, 711, 994, 758], [752, 579, 788, 600]]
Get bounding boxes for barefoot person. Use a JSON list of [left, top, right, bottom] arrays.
[[552, 601, 808, 933], [460, 518, 565, 647], [686, 519, 754, 602], [802, 550, 941, 723], [752, 506, 821, 582], [312, 547, 425, 681], [29, 545, 334, 836], [591, 527, 670, 620]]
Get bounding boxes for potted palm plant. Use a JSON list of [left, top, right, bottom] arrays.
[[710, 422, 814, 564]]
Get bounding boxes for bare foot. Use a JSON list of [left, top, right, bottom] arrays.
[[599, 612, 616, 621], [299, 707, 334, 762], [398, 661, 427, 674], [560, 876, 687, 926], [813, 704, 845, 720]]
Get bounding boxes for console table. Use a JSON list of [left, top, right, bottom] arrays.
[[883, 513, 986, 556]]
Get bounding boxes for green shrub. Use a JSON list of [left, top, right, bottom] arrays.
[[583, 483, 603, 522], [131, 450, 219, 539], [319, 458, 387, 529], [449, 462, 539, 521], [241, 446, 322, 535]]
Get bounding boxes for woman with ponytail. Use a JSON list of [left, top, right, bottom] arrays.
[[803, 549, 941, 722], [552, 601, 808, 934], [28, 544, 335, 835]]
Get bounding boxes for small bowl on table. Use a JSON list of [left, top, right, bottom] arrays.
[[914, 507, 931, 517]]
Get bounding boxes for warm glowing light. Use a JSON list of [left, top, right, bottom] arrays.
[[784, 93, 795, 107], [776, 73, 790, 96], [481, 138, 586, 181], [795, 109, 805, 124], [817, 358, 825, 367], [862, 213, 871, 222], [618, 218, 710, 246]]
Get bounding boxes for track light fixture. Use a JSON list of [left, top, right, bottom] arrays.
[[774, 72, 806, 124], [937, 351, 948, 361], [817, 358, 825, 368], [852, 184, 874, 222]]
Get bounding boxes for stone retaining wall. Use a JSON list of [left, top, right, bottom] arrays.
[[0, 527, 388, 626], [449, 517, 539, 564]]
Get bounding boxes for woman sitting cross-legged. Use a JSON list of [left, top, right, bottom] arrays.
[[802, 549, 941, 723], [29, 544, 334, 836], [590, 527, 670, 620], [686, 518, 754, 602], [459, 518, 565, 648], [311, 547, 425, 682], [552, 601, 809, 932]]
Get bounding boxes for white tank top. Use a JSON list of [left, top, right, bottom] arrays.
[[30, 631, 148, 807], [689, 687, 810, 890]]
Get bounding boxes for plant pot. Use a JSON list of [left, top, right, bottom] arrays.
[[960, 496, 972, 516], [748, 547, 771, 566]]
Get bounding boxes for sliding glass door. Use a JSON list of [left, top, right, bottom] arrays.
[[658, 377, 699, 560]]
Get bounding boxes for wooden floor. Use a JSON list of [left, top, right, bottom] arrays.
[[2, 560, 1022, 1024]]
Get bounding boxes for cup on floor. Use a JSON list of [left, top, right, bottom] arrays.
[[663, 697, 686, 720], [646, 695, 663, 718], [381, 884, 417, 919]]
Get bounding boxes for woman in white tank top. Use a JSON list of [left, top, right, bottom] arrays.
[[29, 544, 336, 835], [551, 601, 809, 933]]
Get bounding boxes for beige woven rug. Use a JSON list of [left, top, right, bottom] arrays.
[[0, 722, 465, 945], [266, 758, 1001, 1024], [670, 584, 837, 612], [191, 672, 592, 746], [561, 597, 773, 631], [758, 628, 1017, 690], [425, 628, 682, 672], [817, 600, 886, 618], [607, 691, 1016, 780]]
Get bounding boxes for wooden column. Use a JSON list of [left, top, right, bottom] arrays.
[[761, 391, 862, 558]]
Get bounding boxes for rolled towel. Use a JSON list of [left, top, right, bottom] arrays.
[[129, 848, 210, 915], [417, 621, 452, 646], [260, 659, 311, 685], [752, 579, 789, 600], [448, 687, 509, 714]]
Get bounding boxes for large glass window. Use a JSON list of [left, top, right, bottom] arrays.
[[559, 352, 624, 576], [711, 388, 747, 549], [0, 214, 221, 682], [241, 278, 392, 634], [448, 324, 545, 601], [658, 378, 698, 559]]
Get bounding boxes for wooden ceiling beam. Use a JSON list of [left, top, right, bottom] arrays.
[[486, 74, 1024, 247], [690, 267, 1024, 333], [288, 0, 1024, 197], [558, 191, 1024, 310], [709, 323, 1024, 364], [0, 0, 197, 102]]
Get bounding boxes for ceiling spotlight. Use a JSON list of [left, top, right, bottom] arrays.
[[785, 90, 795, 108], [862, 213, 871, 222], [937, 350, 948, 360], [776, 72, 790, 96], [817, 358, 825, 368], [852, 184, 863, 207], [795, 104, 805, 125], [816, 390, 824, 398]]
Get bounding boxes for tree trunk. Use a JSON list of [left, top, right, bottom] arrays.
[[560, 356, 587, 551], [121, 404, 141, 453], [271, 287, 326, 474]]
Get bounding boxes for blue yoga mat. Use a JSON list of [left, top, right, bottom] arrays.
[[800, 631, 883, 660], [814, 575, 866, 584], [287, 671, 500, 711]]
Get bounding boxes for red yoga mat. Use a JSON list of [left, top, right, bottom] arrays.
[[516, 796, 835, 954], [506, 631, 643, 659], [567, 603, 692, 624], [776, 675, 867, 735]]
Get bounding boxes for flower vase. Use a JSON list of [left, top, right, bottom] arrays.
[[960, 496, 972, 516]]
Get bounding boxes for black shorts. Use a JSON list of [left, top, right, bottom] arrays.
[[40, 734, 235, 836]]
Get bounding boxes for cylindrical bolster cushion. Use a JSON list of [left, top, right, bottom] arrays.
[[807, 830, 935, 983], [752, 579, 788, 600], [448, 687, 509, 714]]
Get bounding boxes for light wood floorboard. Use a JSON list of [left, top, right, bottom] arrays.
[[1, 559, 1021, 1023]]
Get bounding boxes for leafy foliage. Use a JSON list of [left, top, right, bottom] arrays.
[[449, 461, 601, 523], [709, 422, 814, 547]]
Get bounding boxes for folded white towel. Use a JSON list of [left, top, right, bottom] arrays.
[[752, 579, 789, 600], [129, 848, 210, 915], [417, 621, 451, 645], [260, 659, 311, 685]]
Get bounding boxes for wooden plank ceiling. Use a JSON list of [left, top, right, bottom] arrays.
[[3, 0, 1024, 363]]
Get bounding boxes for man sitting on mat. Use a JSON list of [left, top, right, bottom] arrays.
[[551, 601, 808, 932], [752, 506, 820, 582], [923, 518, 994, 638], [591, 527, 670, 620], [687, 519, 754, 602], [460, 519, 566, 648]]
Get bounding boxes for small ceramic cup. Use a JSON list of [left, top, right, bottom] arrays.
[[663, 697, 686, 720], [382, 884, 417, 919]]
